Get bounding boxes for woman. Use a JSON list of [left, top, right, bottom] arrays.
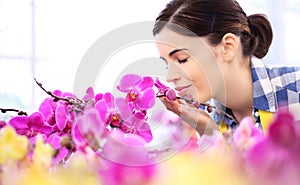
[[153, 0, 300, 136]]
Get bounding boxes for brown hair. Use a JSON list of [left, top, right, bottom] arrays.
[[153, 0, 273, 59]]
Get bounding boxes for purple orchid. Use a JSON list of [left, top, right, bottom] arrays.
[[233, 116, 264, 151], [99, 129, 156, 185], [154, 77, 177, 101], [117, 74, 155, 110], [0, 120, 7, 129], [46, 133, 70, 165], [120, 110, 153, 142], [95, 93, 153, 142], [8, 112, 53, 138], [72, 107, 105, 151], [38, 97, 57, 126], [39, 90, 76, 134], [95, 93, 128, 128], [82, 86, 103, 103], [246, 111, 300, 185]]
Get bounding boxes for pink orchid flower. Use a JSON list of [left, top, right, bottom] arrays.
[[99, 129, 156, 185], [154, 77, 177, 101], [82, 86, 103, 103], [246, 111, 300, 185], [8, 112, 53, 138], [39, 90, 76, 134], [95, 93, 153, 142], [0, 120, 7, 129], [117, 74, 155, 110], [73, 107, 105, 151], [233, 116, 264, 151], [46, 133, 70, 165]]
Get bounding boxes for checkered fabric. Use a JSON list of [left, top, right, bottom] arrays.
[[214, 57, 300, 128], [252, 57, 300, 114]]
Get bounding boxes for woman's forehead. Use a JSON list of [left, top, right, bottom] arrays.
[[155, 28, 189, 45], [155, 28, 212, 54]]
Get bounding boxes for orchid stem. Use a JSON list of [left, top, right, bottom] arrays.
[[156, 94, 234, 120], [0, 108, 27, 116], [34, 78, 70, 103]]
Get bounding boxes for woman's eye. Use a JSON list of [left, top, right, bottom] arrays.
[[178, 57, 189, 64]]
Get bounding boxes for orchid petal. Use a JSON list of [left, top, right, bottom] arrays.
[[46, 133, 61, 149], [101, 129, 149, 165], [102, 93, 115, 108], [154, 78, 168, 93], [117, 74, 141, 92], [38, 98, 54, 118], [55, 103, 67, 130], [8, 116, 29, 129], [95, 99, 111, 124], [29, 134, 47, 144], [138, 88, 155, 109], [115, 97, 132, 120], [95, 93, 103, 102], [76, 108, 104, 136], [72, 124, 86, 146], [136, 122, 153, 142], [166, 89, 177, 101], [0, 121, 6, 129], [269, 112, 297, 147], [28, 112, 45, 128], [133, 111, 146, 121], [38, 126, 53, 136], [52, 147, 69, 165], [135, 76, 154, 92], [233, 116, 264, 150], [82, 87, 95, 100], [53, 90, 62, 96], [61, 92, 76, 98]]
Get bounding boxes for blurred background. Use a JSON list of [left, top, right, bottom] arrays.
[[0, 0, 300, 115]]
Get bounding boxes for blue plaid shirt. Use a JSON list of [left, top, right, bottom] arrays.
[[214, 57, 300, 129]]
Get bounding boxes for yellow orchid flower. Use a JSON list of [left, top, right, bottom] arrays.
[[20, 151, 101, 185], [0, 126, 28, 164], [153, 149, 249, 185], [32, 135, 54, 169]]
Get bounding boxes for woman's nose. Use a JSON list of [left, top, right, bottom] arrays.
[[166, 62, 180, 83]]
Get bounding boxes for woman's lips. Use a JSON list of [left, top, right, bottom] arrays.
[[175, 85, 191, 97]]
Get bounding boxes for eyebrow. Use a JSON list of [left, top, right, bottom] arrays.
[[169, 48, 188, 57]]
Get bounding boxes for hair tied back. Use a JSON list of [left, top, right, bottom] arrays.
[[247, 16, 253, 34]]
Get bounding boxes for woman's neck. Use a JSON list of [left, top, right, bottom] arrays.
[[221, 56, 254, 123]]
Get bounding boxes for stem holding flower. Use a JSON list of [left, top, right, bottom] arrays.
[[34, 78, 94, 114], [156, 94, 235, 120], [0, 108, 27, 116], [34, 78, 70, 103]]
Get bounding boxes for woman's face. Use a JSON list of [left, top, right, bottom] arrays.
[[155, 28, 226, 104]]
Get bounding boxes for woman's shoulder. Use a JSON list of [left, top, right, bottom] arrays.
[[252, 57, 300, 87]]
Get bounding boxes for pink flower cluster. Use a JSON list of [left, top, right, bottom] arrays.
[[232, 110, 300, 185], [0, 74, 176, 165], [2, 73, 300, 185]]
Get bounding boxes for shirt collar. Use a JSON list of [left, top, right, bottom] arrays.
[[212, 57, 276, 126], [251, 57, 276, 112]]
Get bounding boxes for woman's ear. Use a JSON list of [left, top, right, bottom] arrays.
[[220, 33, 239, 62]]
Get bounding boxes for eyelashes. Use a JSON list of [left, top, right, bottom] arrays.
[[162, 56, 189, 70], [178, 57, 189, 64]]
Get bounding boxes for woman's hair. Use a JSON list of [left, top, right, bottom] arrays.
[[153, 0, 273, 59]]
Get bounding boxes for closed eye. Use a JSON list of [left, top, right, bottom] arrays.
[[178, 57, 189, 64]]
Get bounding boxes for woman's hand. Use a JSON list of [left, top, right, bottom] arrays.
[[158, 96, 183, 115], [159, 96, 219, 136]]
